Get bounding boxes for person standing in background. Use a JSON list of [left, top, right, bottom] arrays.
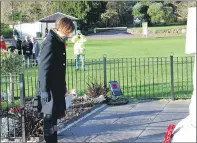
[[71, 30, 87, 71], [13, 28, 19, 38], [31, 36, 40, 66], [45, 28, 48, 38], [0, 35, 6, 50], [14, 35, 22, 55], [22, 36, 33, 68]]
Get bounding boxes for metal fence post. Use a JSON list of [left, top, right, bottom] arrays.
[[19, 74, 26, 143], [170, 55, 175, 100], [103, 56, 107, 89]]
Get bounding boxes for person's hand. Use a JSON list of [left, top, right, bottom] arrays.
[[40, 92, 53, 118], [41, 92, 50, 105]]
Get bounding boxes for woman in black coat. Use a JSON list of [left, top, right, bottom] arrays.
[[14, 35, 22, 55], [22, 36, 33, 68], [37, 17, 75, 143]]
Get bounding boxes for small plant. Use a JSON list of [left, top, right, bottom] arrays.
[[0, 49, 23, 103], [87, 79, 109, 98], [0, 101, 43, 139], [1, 49, 23, 74]]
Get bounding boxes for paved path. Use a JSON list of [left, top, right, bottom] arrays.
[[86, 30, 185, 40], [58, 100, 190, 142]]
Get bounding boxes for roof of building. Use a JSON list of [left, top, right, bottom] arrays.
[[39, 12, 78, 22]]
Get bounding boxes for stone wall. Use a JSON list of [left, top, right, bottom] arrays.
[[127, 28, 186, 35]]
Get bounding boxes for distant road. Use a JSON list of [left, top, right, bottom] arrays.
[[86, 30, 134, 39], [86, 30, 185, 40]]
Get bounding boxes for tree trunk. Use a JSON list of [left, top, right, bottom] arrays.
[[10, 72, 15, 103], [0, 110, 2, 140]]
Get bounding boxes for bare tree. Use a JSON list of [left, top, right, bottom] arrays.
[[1, 0, 55, 25]]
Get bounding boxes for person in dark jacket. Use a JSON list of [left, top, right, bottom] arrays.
[[14, 35, 22, 55], [37, 17, 75, 143], [31, 36, 40, 66], [22, 36, 33, 68], [44, 28, 48, 38]]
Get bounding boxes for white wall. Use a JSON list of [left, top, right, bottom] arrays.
[[11, 20, 77, 38], [10, 22, 42, 38]]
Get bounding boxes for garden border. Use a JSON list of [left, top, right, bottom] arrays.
[[58, 103, 107, 134]]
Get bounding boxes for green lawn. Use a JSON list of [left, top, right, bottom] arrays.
[[1, 37, 194, 101], [65, 36, 189, 59]]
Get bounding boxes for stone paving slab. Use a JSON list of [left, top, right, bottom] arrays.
[[134, 129, 165, 142], [58, 100, 190, 142]]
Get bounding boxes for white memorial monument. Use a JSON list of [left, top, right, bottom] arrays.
[[142, 22, 148, 37], [171, 7, 196, 142]]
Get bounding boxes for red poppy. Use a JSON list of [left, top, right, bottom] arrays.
[[9, 108, 14, 112], [163, 124, 175, 143], [17, 106, 21, 111], [112, 84, 118, 89]]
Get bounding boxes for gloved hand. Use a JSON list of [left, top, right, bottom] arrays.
[[40, 92, 53, 118], [41, 92, 50, 105]]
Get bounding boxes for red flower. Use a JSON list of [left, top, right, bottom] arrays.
[[10, 108, 14, 112], [163, 124, 175, 143], [112, 84, 118, 89], [17, 106, 21, 111]]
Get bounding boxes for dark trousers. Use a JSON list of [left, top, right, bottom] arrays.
[[24, 54, 33, 68], [32, 53, 38, 66], [44, 118, 57, 143]]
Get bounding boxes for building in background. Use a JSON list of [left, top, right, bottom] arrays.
[[10, 12, 78, 38]]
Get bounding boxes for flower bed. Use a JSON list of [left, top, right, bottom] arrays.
[[0, 95, 96, 142]]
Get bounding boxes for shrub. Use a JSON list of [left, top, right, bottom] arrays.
[[163, 6, 175, 25], [87, 79, 109, 98], [1, 49, 23, 74], [147, 3, 164, 24], [1, 23, 13, 38], [1, 49, 23, 103], [1, 99, 20, 111]]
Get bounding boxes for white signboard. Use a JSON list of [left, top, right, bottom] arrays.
[[142, 22, 148, 37], [142, 22, 148, 29], [185, 7, 196, 54]]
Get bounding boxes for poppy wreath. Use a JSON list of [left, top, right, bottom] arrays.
[[163, 124, 176, 143]]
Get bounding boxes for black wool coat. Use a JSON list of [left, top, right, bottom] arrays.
[[22, 40, 33, 56], [38, 29, 66, 119], [16, 39, 22, 55]]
